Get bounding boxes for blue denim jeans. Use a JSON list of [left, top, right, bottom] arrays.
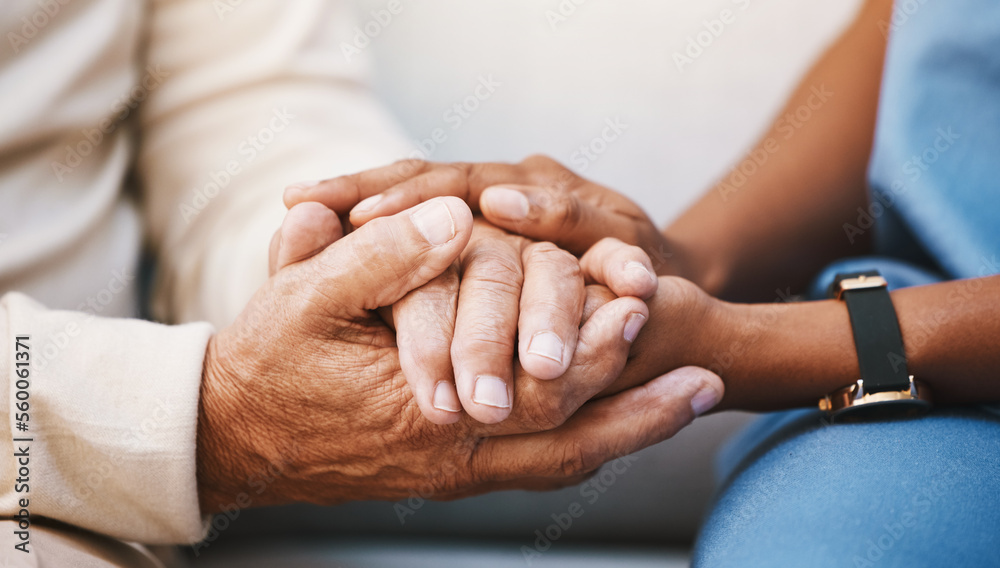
[[692, 258, 1000, 567]]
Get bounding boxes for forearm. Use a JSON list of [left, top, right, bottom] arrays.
[[713, 275, 1000, 411], [664, 0, 893, 301]]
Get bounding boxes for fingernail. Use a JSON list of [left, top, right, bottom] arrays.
[[623, 313, 646, 342], [691, 384, 722, 417], [432, 381, 461, 413], [473, 375, 511, 409], [353, 193, 384, 214], [410, 200, 456, 245], [527, 331, 564, 364], [483, 187, 530, 220], [625, 261, 657, 285]]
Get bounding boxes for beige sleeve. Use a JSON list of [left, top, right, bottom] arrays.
[[138, 0, 412, 328], [0, 293, 213, 544]]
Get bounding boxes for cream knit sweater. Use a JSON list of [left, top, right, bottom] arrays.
[[1, 0, 409, 546]]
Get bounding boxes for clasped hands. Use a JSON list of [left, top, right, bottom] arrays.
[[196, 155, 727, 514]]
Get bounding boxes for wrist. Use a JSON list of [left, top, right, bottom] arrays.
[[709, 298, 859, 411], [197, 334, 263, 515]]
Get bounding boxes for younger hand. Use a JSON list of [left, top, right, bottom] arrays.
[[283, 155, 675, 270]]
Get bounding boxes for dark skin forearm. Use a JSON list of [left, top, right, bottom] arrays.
[[615, 275, 1000, 411], [665, 0, 893, 302], [716, 275, 1000, 410]]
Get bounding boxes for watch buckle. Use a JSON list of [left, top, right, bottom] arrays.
[[834, 274, 888, 300]]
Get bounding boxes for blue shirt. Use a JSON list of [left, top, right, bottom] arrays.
[[867, 0, 1000, 279]]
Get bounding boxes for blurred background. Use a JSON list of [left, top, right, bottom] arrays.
[[193, 0, 863, 566]]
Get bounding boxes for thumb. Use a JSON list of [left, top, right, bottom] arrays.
[[269, 202, 344, 276], [309, 196, 473, 312], [474, 366, 724, 483]]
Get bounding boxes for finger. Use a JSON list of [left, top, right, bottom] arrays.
[[309, 197, 473, 313], [479, 184, 639, 255], [450, 231, 524, 424], [347, 163, 531, 227], [473, 366, 724, 483], [282, 159, 432, 213], [269, 202, 344, 276], [517, 242, 585, 380], [579, 238, 658, 300], [394, 265, 462, 425], [481, 294, 649, 436], [581, 284, 616, 326]]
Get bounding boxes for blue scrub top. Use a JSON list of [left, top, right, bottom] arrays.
[[867, 0, 1000, 279]]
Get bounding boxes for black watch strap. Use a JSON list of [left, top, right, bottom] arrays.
[[830, 270, 911, 394]]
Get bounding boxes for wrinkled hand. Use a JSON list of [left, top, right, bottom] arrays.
[[272, 198, 660, 425], [391, 219, 661, 425], [198, 197, 723, 515], [283, 155, 678, 271]]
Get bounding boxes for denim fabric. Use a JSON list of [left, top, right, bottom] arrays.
[[692, 408, 1000, 567], [693, 253, 1000, 566], [693, 2, 1000, 565]]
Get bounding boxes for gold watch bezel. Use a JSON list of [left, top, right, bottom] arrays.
[[819, 375, 932, 413]]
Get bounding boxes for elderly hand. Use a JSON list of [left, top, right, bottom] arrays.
[[272, 198, 661, 425], [200, 197, 723, 515]]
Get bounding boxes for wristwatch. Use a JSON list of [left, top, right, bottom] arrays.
[[819, 270, 932, 422]]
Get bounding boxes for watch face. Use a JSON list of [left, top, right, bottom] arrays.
[[831, 399, 932, 424]]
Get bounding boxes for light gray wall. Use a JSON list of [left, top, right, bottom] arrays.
[[361, 0, 862, 225]]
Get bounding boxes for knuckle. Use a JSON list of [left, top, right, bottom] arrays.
[[659, 275, 701, 304], [524, 243, 582, 277], [463, 242, 524, 282], [518, 384, 569, 431], [521, 153, 557, 168], [393, 158, 429, 179], [551, 192, 583, 232], [452, 321, 515, 358], [595, 236, 624, 250], [556, 440, 594, 478], [625, 243, 653, 264]]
